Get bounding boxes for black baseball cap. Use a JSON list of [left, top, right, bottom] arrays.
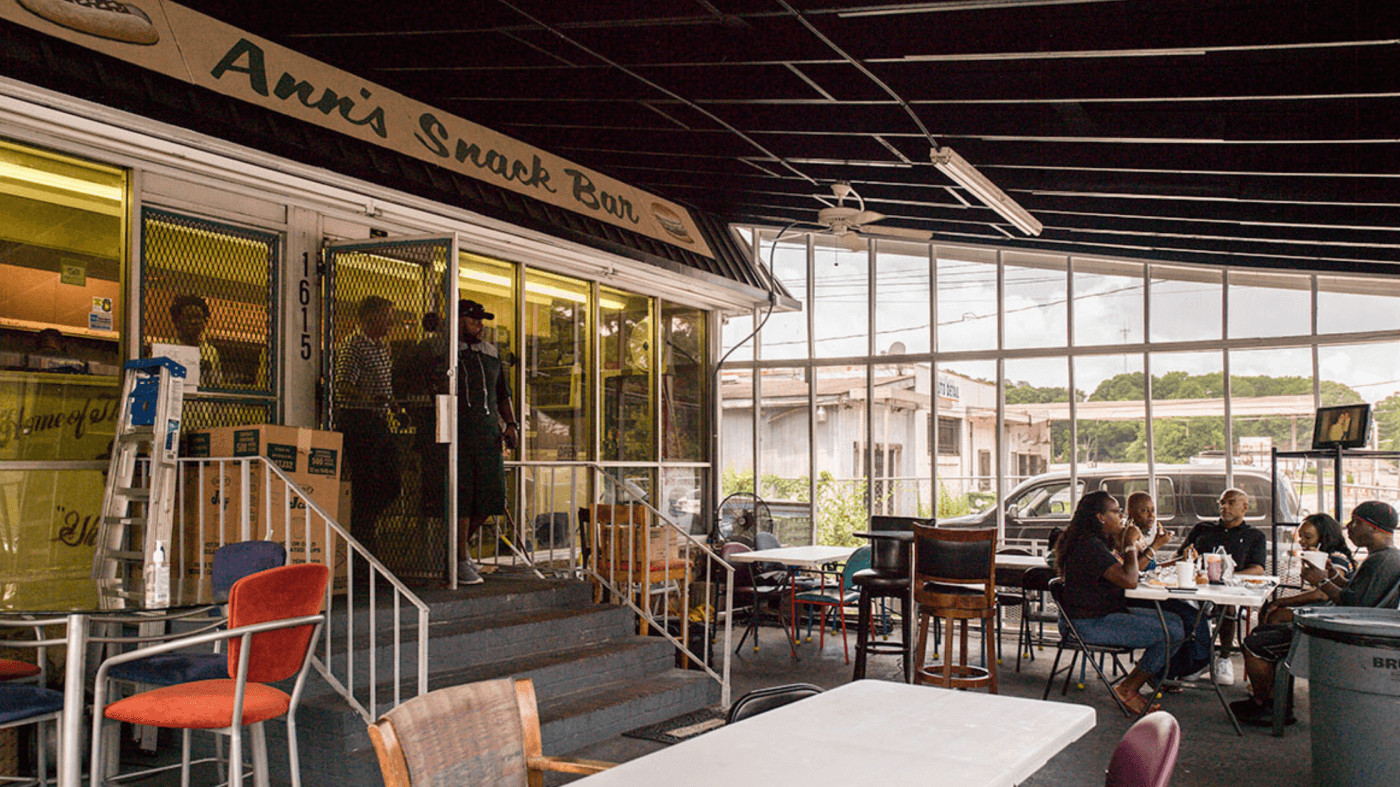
[[459, 299, 494, 320], [1352, 501, 1397, 533]]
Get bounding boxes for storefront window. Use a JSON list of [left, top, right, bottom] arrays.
[[0, 139, 125, 378], [600, 286, 654, 462], [524, 270, 591, 461], [459, 251, 518, 401], [0, 139, 126, 582], [661, 301, 706, 461]]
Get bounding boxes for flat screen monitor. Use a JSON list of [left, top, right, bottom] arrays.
[[1312, 404, 1371, 450]]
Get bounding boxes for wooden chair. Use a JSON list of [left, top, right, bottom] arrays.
[[912, 523, 999, 693], [368, 678, 614, 787]]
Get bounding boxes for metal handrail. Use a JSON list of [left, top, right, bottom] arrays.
[[578, 463, 734, 707], [174, 456, 429, 722]]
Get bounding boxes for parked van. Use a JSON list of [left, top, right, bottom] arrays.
[[943, 464, 1301, 545]]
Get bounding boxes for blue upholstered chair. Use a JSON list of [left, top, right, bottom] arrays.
[[106, 541, 287, 687], [1, 682, 64, 786]]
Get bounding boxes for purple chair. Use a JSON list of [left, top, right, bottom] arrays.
[[1105, 711, 1180, 787]]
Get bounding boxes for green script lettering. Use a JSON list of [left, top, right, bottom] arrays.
[[564, 169, 639, 224], [210, 39, 270, 96], [416, 113, 451, 157], [212, 40, 386, 137], [271, 77, 387, 138], [416, 113, 557, 194]]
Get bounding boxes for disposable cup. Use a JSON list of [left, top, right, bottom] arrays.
[[1177, 561, 1197, 588]]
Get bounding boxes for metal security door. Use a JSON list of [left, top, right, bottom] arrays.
[[323, 235, 458, 582], [140, 209, 280, 429]]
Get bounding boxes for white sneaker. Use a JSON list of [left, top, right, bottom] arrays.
[[1213, 655, 1235, 686], [458, 559, 485, 585]]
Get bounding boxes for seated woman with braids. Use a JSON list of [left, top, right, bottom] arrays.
[[1057, 490, 1186, 714]]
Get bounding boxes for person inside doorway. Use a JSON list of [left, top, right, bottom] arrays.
[[170, 294, 222, 387], [456, 298, 517, 585], [400, 311, 449, 519], [335, 295, 401, 553]]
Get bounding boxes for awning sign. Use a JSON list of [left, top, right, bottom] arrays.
[[2, 0, 714, 258]]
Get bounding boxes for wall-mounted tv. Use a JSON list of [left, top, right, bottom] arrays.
[[1312, 404, 1372, 450]]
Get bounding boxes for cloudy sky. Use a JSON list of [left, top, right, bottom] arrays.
[[723, 240, 1400, 403]]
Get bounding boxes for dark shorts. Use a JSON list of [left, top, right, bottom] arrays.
[[457, 442, 505, 519], [1243, 622, 1293, 663]]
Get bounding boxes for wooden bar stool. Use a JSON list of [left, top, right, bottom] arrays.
[[913, 523, 999, 693]]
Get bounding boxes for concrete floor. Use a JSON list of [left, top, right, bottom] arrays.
[[562, 623, 1314, 786]]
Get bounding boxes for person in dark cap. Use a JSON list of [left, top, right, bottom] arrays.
[[455, 298, 517, 585], [1234, 500, 1400, 724]]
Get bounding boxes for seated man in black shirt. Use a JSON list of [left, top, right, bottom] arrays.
[[1175, 487, 1267, 685], [1234, 500, 1400, 723]]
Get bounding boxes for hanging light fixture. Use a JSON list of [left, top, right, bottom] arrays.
[[931, 146, 1043, 236]]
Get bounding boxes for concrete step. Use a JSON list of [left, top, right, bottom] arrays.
[[321, 602, 639, 684], [330, 573, 594, 630], [297, 635, 683, 747], [175, 574, 722, 787], [537, 670, 721, 755]]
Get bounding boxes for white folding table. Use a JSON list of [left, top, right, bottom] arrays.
[[583, 680, 1096, 787], [1126, 575, 1278, 733], [726, 545, 859, 659], [725, 544, 859, 570]]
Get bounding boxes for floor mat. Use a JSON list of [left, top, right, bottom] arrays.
[[621, 707, 727, 745]]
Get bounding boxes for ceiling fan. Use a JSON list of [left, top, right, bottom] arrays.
[[796, 182, 934, 251]]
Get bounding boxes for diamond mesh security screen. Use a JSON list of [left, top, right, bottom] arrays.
[[141, 209, 279, 430], [325, 238, 453, 582]]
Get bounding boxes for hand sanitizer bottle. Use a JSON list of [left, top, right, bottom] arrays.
[[146, 540, 171, 606]]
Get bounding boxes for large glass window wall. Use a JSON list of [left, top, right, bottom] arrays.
[[722, 233, 1400, 547]]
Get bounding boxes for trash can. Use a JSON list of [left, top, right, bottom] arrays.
[[1291, 607, 1400, 787]]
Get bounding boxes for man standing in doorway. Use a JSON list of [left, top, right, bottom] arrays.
[[1176, 487, 1267, 686], [335, 295, 401, 553], [456, 299, 517, 585]]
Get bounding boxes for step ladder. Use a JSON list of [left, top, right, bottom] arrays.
[[92, 357, 187, 584]]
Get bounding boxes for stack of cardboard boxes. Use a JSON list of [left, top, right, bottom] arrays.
[[183, 424, 345, 593]]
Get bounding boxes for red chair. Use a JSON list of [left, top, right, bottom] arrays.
[[790, 546, 871, 663], [0, 658, 41, 682], [1105, 711, 1180, 787], [91, 563, 329, 787], [1, 617, 62, 685]]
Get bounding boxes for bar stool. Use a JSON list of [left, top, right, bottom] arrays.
[[851, 516, 925, 682], [913, 522, 999, 693]]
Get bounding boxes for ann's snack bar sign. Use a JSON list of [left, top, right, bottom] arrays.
[[3, 0, 713, 257]]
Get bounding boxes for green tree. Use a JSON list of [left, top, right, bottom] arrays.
[[814, 472, 869, 546], [1375, 394, 1400, 451]]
